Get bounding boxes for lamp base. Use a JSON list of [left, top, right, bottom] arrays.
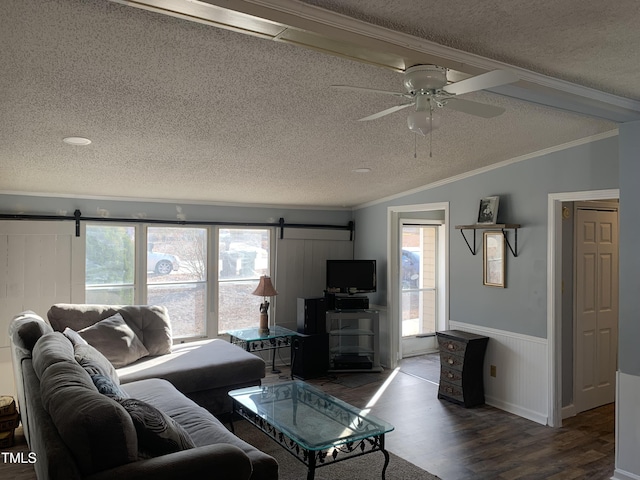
[[259, 313, 269, 336]]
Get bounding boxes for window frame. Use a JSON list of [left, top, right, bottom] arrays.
[[84, 222, 276, 340], [84, 222, 139, 305], [215, 226, 275, 335], [145, 225, 210, 340]]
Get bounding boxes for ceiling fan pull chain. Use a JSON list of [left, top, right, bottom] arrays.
[[414, 133, 418, 159], [429, 106, 433, 158], [429, 131, 433, 158]]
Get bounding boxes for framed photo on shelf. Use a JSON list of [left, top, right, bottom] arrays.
[[477, 196, 500, 224], [483, 231, 505, 287]]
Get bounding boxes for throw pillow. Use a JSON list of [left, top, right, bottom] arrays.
[[78, 314, 149, 368], [115, 398, 195, 459], [62, 327, 88, 346], [90, 373, 129, 399], [74, 343, 120, 385]]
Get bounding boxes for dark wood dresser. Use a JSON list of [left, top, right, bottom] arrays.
[[436, 330, 489, 407]]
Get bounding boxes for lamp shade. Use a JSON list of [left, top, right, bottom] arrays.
[[252, 276, 278, 297], [407, 94, 440, 136], [407, 110, 440, 136]]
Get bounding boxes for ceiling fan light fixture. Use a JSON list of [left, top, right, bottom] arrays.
[[403, 65, 447, 93], [334, 64, 517, 136], [407, 110, 439, 136]]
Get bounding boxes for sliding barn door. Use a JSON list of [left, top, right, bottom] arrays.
[[275, 228, 352, 332], [0, 220, 82, 398]]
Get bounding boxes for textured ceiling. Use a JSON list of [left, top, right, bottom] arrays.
[[0, 0, 636, 209], [303, 0, 640, 99]]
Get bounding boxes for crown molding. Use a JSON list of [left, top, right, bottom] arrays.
[[354, 129, 619, 210]]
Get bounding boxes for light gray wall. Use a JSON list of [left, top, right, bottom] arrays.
[[354, 135, 619, 339], [0, 194, 353, 226], [618, 120, 640, 376]]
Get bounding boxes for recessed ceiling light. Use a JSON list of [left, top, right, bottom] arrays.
[[352, 168, 371, 173], [63, 136, 92, 146]]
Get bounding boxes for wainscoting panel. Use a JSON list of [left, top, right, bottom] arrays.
[[449, 321, 548, 425], [613, 371, 640, 480]]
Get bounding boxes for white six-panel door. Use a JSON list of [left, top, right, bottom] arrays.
[[574, 206, 618, 413]]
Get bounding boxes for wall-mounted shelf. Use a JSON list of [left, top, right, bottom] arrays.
[[455, 224, 521, 257]]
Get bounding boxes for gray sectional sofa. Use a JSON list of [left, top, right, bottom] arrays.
[[9, 305, 279, 480], [46, 304, 264, 416]]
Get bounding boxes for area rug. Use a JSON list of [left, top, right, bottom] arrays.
[[234, 419, 441, 480]]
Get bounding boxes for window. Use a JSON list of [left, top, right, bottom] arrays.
[[85, 224, 273, 338], [147, 227, 207, 338], [86, 225, 135, 304], [218, 228, 271, 333]]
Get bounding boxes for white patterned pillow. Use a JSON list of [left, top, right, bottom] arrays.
[[63, 327, 88, 346], [116, 398, 195, 459]]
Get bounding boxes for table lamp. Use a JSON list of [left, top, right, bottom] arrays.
[[252, 275, 278, 335]]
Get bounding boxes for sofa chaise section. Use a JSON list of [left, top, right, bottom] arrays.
[[47, 303, 265, 415]]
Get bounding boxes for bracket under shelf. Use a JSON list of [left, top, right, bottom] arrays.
[[455, 224, 521, 257]]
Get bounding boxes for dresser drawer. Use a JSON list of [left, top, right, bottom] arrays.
[[440, 365, 463, 386], [439, 352, 464, 371], [437, 336, 467, 355], [438, 381, 464, 404]]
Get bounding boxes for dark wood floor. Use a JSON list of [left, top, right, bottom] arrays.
[[1, 354, 615, 480], [266, 353, 616, 480]]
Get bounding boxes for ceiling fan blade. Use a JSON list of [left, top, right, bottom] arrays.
[[358, 103, 414, 121], [442, 70, 518, 95], [445, 98, 506, 118], [331, 85, 410, 98]]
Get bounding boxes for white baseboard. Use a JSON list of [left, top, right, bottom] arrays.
[[485, 395, 548, 425], [611, 469, 640, 480]]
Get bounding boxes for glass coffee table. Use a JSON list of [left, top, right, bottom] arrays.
[[229, 380, 394, 480]]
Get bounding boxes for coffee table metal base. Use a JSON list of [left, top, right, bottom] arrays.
[[234, 405, 390, 480]]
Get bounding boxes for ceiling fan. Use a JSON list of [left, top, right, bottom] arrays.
[[332, 65, 519, 135]]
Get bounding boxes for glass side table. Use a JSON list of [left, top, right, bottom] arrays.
[[227, 325, 298, 374]]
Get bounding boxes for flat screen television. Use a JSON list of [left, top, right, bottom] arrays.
[[326, 259, 376, 294]]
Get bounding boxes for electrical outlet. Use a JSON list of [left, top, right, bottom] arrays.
[[490, 365, 497, 377]]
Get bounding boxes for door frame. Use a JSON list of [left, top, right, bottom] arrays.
[[387, 202, 449, 368], [547, 189, 619, 427]]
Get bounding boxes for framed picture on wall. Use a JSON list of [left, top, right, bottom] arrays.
[[477, 196, 500, 224], [483, 231, 505, 287]]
